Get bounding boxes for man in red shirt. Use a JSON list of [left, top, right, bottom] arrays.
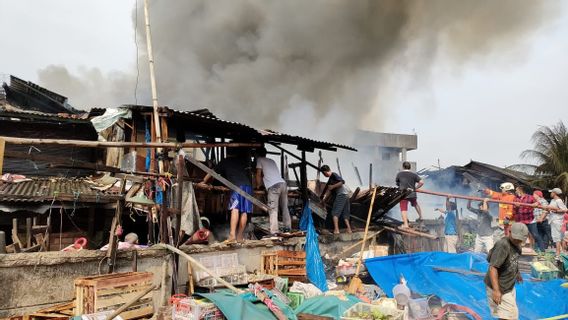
[[514, 186, 544, 251], [484, 182, 516, 236]]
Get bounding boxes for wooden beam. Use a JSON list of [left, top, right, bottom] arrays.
[[269, 143, 320, 171], [0, 136, 261, 149], [184, 155, 269, 212], [0, 138, 5, 175], [107, 178, 127, 273], [175, 155, 184, 247]]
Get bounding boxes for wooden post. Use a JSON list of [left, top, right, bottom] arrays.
[[175, 155, 184, 247], [300, 151, 308, 203], [369, 163, 373, 189], [11, 218, 22, 249], [107, 178, 127, 273], [0, 138, 5, 175], [45, 214, 51, 251], [26, 217, 32, 248]]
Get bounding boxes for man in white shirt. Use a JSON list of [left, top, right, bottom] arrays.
[[255, 147, 292, 236], [541, 188, 568, 258]]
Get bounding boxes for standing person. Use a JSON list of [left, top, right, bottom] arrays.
[[395, 161, 424, 229], [534, 190, 552, 249], [484, 183, 516, 237], [485, 223, 528, 320], [436, 198, 459, 253], [541, 188, 568, 258], [200, 148, 252, 243], [255, 147, 292, 237], [513, 186, 544, 252], [320, 165, 352, 234], [467, 199, 494, 253]]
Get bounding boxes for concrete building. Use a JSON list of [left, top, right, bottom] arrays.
[[340, 130, 418, 187]]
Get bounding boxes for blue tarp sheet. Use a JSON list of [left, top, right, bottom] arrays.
[[299, 204, 328, 292], [365, 252, 568, 319]]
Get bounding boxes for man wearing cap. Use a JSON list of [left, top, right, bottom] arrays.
[[484, 183, 516, 237], [541, 188, 568, 257], [485, 222, 528, 320]]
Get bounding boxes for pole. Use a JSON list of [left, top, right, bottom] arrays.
[[416, 189, 548, 209], [0, 136, 260, 149], [143, 0, 164, 174], [300, 151, 308, 203]]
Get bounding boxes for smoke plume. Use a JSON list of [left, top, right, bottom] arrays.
[[38, 0, 556, 144]]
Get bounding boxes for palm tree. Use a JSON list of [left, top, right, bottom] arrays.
[[518, 121, 568, 193]]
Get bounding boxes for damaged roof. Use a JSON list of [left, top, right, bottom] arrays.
[[91, 105, 356, 152], [0, 178, 122, 203]]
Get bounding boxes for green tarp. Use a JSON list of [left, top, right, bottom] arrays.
[[294, 294, 361, 318]]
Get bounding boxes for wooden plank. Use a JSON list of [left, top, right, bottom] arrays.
[[107, 177, 127, 273], [26, 217, 32, 248], [275, 250, 306, 259], [185, 155, 269, 212]]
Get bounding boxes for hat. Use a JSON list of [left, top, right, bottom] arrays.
[[549, 188, 563, 195], [510, 223, 529, 242], [534, 190, 543, 197], [500, 182, 515, 192]]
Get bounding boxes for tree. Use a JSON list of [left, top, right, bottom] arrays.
[[519, 121, 568, 194]]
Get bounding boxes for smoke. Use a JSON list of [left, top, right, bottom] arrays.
[[37, 0, 556, 144]]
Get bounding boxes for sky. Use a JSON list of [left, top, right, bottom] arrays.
[[0, 0, 567, 171]]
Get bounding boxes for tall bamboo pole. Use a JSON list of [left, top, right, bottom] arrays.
[[143, 0, 164, 173]]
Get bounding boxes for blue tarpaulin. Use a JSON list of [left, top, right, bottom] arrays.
[[365, 252, 568, 319], [299, 204, 328, 292]]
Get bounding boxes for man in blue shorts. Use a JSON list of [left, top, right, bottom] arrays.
[[200, 148, 253, 243]]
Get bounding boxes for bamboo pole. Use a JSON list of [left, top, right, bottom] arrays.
[[143, 0, 164, 174], [416, 189, 548, 209], [158, 244, 243, 294], [0, 136, 261, 149]]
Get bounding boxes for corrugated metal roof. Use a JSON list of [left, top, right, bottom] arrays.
[[0, 178, 121, 203], [0, 102, 90, 122], [91, 105, 356, 152]]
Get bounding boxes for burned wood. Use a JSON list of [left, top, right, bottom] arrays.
[[0, 136, 262, 149], [382, 225, 438, 240], [269, 143, 321, 171]]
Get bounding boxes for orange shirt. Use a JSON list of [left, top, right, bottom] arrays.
[[485, 189, 515, 224]]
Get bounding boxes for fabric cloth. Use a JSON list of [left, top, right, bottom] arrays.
[[215, 157, 252, 187], [486, 286, 518, 320], [513, 194, 535, 224], [534, 198, 549, 221], [256, 157, 285, 189], [484, 238, 521, 294], [486, 190, 515, 225], [267, 182, 291, 234], [474, 235, 494, 253], [526, 222, 545, 252], [548, 198, 567, 224], [445, 235, 458, 253], [537, 220, 552, 249], [550, 219, 564, 243], [444, 210, 458, 235], [228, 185, 253, 213], [395, 170, 421, 199], [178, 182, 201, 236], [467, 206, 493, 237], [331, 193, 350, 219], [399, 198, 417, 211], [90, 107, 132, 133], [325, 172, 348, 195]]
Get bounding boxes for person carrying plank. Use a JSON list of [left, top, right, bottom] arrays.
[[435, 198, 459, 253], [467, 198, 494, 253], [484, 182, 516, 237]]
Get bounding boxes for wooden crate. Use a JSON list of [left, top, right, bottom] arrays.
[[74, 272, 154, 319], [261, 250, 306, 282]]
